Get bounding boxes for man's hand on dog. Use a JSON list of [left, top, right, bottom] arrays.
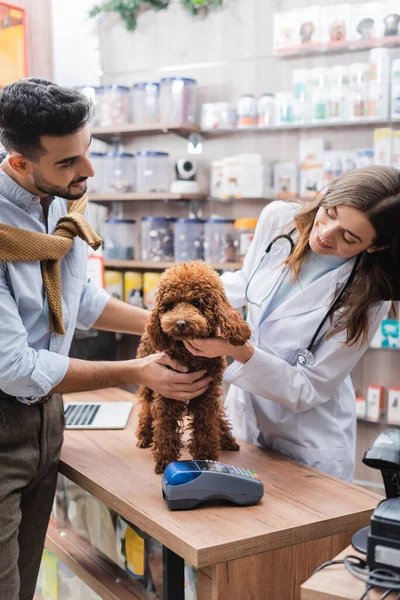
[[137, 352, 212, 402]]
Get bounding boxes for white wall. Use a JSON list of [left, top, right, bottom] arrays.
[[51, 0, 101, 86]]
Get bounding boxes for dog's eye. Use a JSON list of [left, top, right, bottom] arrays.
[[192, 300, 201, 309], [163, 303, 174, 311]]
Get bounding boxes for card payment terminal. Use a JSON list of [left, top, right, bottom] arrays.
[[162, 460, 264, 510]]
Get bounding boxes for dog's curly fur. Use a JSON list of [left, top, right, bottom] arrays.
[[136, 261, 251, 473]]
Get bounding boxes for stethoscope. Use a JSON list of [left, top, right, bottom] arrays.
[[245, 229, 360, 367]]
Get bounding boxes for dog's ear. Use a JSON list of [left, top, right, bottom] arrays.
[[146, 307, 170, 351], [215, 293, 251, 346]]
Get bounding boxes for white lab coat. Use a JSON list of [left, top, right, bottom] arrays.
[[222, 201, 390, 481]]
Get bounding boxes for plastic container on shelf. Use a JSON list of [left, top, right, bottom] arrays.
[[369, 48, 390, 83], [87, 152, 106, 194], [368, 82, 389, 119], [159, 77, 198, 124], [234, 218, 258, 261], [131, 82, 160, 124], [349, 63, 369, 86], [104, 152, 135, 194], [204, 219, 239, 264], [349, 84, 368, 119], [275, 92, 295, 124], [311, 86, 328, 122], [141, 216, 176, 262], [201, 102, 236, 130], [310, 67, 330, 89], [327, 66, 350, 121], [136, 151, 169, 193], [73, 86, 103, 127], [257, 94, 276, 127], [174, 218, 205, 262], [103, 219, 135, 260], [355, 148, 374, 169], [99, 85, 131, 127], [237, 94, 257, 128], [392, 83, 400, 120]]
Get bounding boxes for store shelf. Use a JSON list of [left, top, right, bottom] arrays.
[[45, 524, 148, 600], [89, 192, 206, 202], [275, 37, 400, 58], [357, 417, 400, 426], [104, 259, 242, 271], [91, 122, 200, 141], [202, 117, 399, 136]]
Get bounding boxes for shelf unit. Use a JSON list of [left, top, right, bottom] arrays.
[[104, 259, 242, 271], [45, 524, 148, 600]]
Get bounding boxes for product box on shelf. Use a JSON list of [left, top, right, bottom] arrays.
[[320, 4, 351, 45], [374, 128, 393, 166], [349, 1, 381, 43], [124, 271, 143, 308], [104, 270, 124, 302], [356, 396, 366, 419], [299, 138, 328, 199], [221, 154, 273, 199], [388, 388, 400, 424], [366, 384, 384, 421], [211, 160, 224, 199], [393, 130, 400, 169], [295, 6, 321, 47], [273, 11, 298, 52], [371, 318, 400, 348], [273, 162, 299, 199]]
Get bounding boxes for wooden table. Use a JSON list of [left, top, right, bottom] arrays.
[[51, 388, 383, 600], [301, 547, 398, 599]]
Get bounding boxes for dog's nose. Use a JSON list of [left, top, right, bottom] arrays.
[[176, 320, 187, 331]]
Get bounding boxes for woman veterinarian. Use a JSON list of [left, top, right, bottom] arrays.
[[184, 166, 400, 481]]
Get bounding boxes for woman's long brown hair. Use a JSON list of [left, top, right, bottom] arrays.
[[284, 166, 400, 346]]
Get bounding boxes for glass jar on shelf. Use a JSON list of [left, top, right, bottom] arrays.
[[87, 152, 106, 194], [237, 94, 257, 128], [174, 218, 205, 262], [141, 217, 176, 262], [204, 219, 239, 264], [104, 152, 135, 194], [135, 151, 169, 193], [103, 219, 136, 260], [99, 85, 131, 127], [159, 77, 198, 125], [131, 82, 160, 124]]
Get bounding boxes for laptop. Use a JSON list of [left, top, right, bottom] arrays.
[[64, 401, 133, 429]]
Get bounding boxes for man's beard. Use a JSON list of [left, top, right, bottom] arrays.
[[32, 168, 87, 200]]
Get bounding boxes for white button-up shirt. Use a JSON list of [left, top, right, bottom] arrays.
[[0, 168, 110, 403]]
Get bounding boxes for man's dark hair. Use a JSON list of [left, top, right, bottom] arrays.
[[0, 77, 94, 161]]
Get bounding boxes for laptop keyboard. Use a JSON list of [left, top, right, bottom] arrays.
[[64, 404, 100, 427]]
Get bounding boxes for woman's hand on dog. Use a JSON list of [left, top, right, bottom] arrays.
[[137, 352, 212, 402], [183, 338, 255, 364]]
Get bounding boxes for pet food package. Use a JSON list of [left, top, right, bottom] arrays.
[[366, 385, 384, 421], [210, 160, 224, 199], [143, 272, 162, 311], [299, 138, 328, 199], [356, 397, 366, 419], [273, 162, 299, 199], [371, 318, 400, 349], [273, 11, 298, 52], [124, 271, 144, 308], [392, 131, 400, 170], [349, 2, 380, 43], [373, 128, 393, 166], [295, 6, 321, 47], [104, 270, 124, 302], [320, 4, 351, 45], [376, 0, 400, 38], [388, 388, 400, 424]]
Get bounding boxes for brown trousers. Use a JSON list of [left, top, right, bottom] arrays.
[[0, 393, 65, 600]]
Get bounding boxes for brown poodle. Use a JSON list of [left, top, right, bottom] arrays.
[[136, 261, 251, 474]]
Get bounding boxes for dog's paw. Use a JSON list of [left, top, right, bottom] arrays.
[[220, 438, 240, 451], [137, 438, 152, 449]]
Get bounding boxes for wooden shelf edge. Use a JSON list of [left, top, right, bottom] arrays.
[[45, 524, 148, 600], [89, 192, 206, 202], [103, 259, 242, 271], [91, 123, 200, 139]]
